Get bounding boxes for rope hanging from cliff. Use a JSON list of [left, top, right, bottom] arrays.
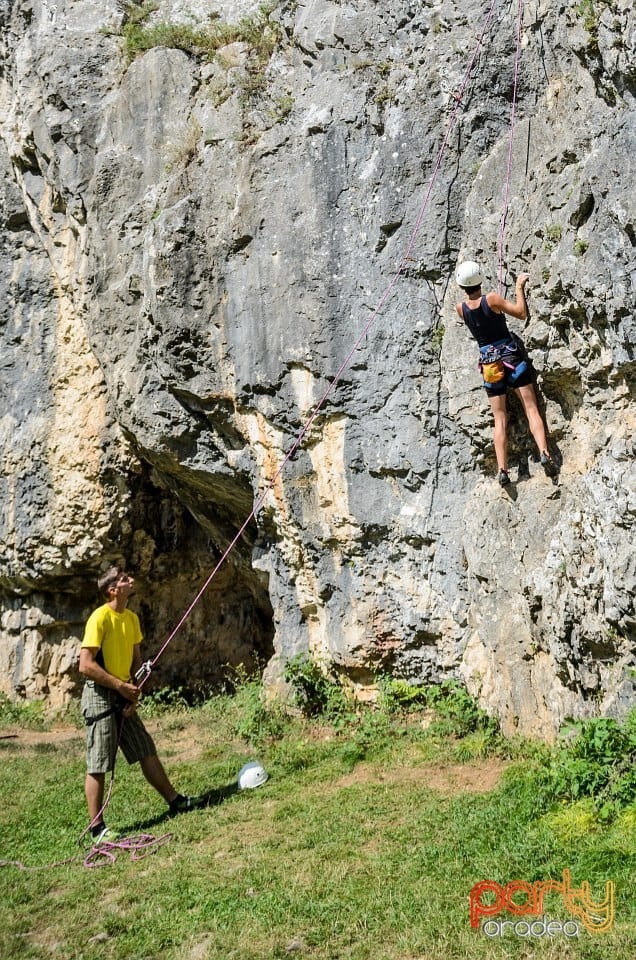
[[140, 0, 504, 686], [497, 0, 525, 292]]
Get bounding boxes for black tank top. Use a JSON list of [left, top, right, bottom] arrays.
[[461, 295, 511, 347]]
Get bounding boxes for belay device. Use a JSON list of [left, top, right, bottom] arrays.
[[134, 660, 153, 684]]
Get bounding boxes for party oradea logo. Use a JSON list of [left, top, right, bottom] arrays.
[[470, 869, 615, 938]]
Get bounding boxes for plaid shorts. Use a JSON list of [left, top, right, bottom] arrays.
[[81, 681, 156, 774]]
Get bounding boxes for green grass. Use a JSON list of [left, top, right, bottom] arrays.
[[115, 0, 283, 114], [120, 1, 281, 70], [0, 683, 635, 959], [0, 692, 48, 729]]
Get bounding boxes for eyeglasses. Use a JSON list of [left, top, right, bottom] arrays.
[[116, 574, 133, 586]]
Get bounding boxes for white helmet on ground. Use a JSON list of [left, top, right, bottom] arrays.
[[238, 761, 269, 790], [456, 260, 483, 288]]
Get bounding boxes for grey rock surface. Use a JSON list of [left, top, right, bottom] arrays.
[[0, 0, 633, 735]]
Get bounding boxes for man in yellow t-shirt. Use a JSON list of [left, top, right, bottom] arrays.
[[82, 602, 143, 684], [79, 567, 203, 844]]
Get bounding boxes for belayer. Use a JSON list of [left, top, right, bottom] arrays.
[[79, 567, 205, 844], [455, 261, 557, 486]]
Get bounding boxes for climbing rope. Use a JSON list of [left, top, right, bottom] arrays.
[[497, 0, 525, 292], [83, 832, 173, 868], [1, 832, 172, 871], [76, 711, 125, 847]]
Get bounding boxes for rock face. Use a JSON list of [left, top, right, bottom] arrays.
[[0, 0, 634, 736]]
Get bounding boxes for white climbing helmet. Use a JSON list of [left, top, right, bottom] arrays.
[[238, 761, 269, 790], [456, 260, 483, 287]]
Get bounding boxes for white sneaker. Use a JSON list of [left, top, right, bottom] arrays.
[[92, 825, 119, 845]]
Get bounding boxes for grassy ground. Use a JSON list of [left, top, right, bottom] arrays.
[[0, 682, 634, 960]]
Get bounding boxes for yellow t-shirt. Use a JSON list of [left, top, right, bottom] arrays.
[[82, 604, 143, 683]]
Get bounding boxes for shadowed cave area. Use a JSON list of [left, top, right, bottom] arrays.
[[65, 467, 277, 699]]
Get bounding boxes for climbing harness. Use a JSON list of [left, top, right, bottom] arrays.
[[83, 705, 118, 726], [479, 339, 528, 386]]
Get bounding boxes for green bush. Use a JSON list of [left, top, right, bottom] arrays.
[[541, 713, 636, 818], [224, 667, 291, 744], [283, 654, 351, 720], [123, 18, 238, 61], [139, 686, 191, 718], [0, 692, 47, 729], [120, 0, 281, 71], [378, 677, 429, 713], [422, 680, 499, 739]]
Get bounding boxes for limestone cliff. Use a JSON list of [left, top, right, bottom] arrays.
[[0, 0, 634, 736]]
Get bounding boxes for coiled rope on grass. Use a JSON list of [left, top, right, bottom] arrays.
[[1, 832, 173, 871]]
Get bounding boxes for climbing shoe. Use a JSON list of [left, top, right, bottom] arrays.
[[169, 794, 206, 814], [540, 451, 557, 477], [497, 469, 510, 486]]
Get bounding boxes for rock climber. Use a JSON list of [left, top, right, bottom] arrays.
[[455, 260, 557, 485], [79, 567, 204, 844]]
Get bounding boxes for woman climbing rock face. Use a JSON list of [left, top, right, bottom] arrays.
[[454, 260, 557, 486]]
